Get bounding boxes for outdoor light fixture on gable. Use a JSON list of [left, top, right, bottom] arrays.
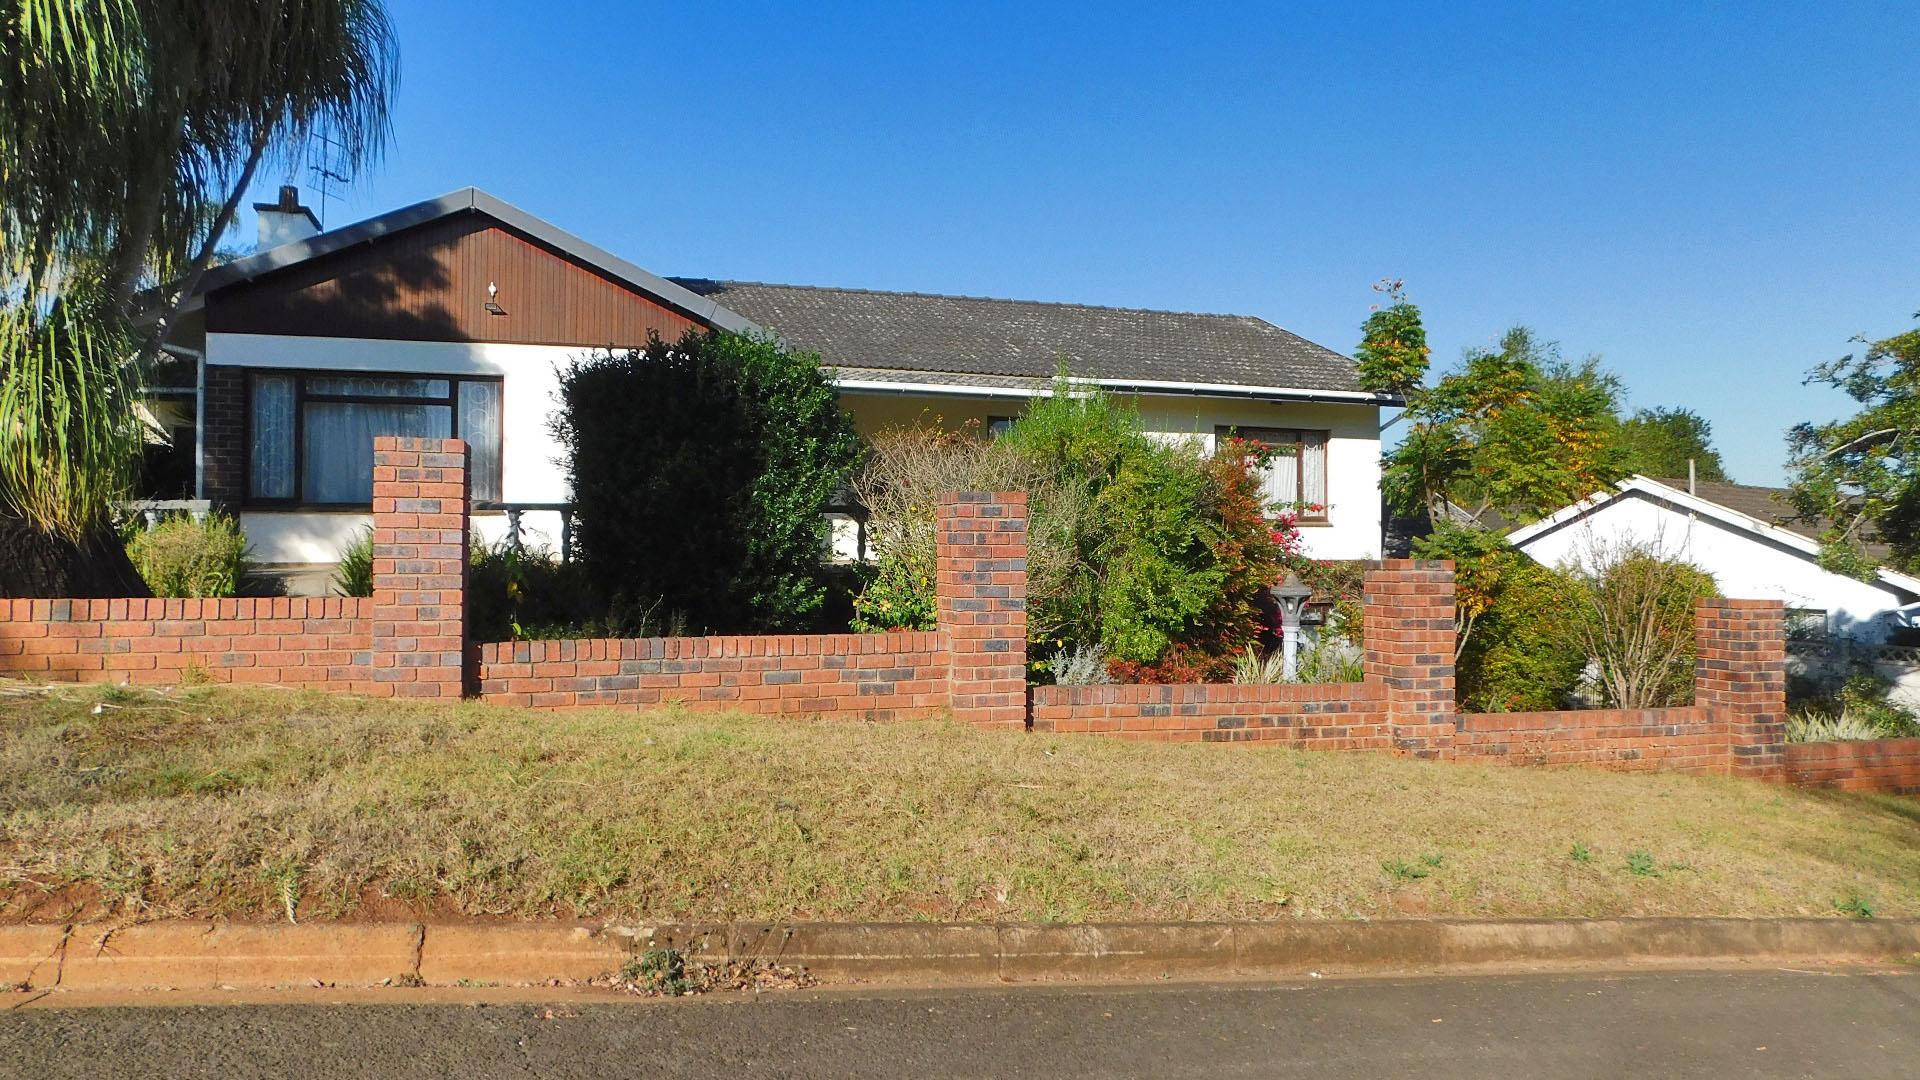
[[1270, 572, 1315, 680], [484, 280, 506, 316]]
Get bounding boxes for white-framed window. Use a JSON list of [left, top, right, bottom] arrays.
[[248, 370, 503, 505], [1217, 426, 1329, 522]]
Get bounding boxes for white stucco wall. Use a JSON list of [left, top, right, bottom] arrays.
[[1512, 488, 1918, 642], [209, 333, 1384, 566]]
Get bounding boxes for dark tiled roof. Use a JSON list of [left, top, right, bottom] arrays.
[[670, 279, 1370, 395], [1653, 478, 1892, 560]]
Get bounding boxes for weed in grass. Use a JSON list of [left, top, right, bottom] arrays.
[[1625, 850, 1660, 878], [261, 856, 302, 923], [1570, 842, 1594, 864], [1419, 853, 1444, 869], [1383, 860, 1431, 881], [1837, 890, 1877, 920], [631, 949, 690, 997], [179, 660, 211, 686]]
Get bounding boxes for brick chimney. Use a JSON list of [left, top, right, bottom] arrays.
[[253, 185, 320, 251]]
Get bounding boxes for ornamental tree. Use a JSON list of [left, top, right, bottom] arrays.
[[1382, 325, 1628, 525], [1786, 310, 1920, 577], [1616, 407, 1730, 483]]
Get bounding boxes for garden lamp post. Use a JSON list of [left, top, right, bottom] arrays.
[[1271, 572, 1314, 681]]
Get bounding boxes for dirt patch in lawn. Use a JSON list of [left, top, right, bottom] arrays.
[[2, 682, 1916, 925]]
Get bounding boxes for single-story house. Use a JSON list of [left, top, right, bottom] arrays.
[[148, 186, 1398, 593], [1508, 475, 1920, 643]]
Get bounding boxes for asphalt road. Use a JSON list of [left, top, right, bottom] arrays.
[[2, 969, 1915, 1079]]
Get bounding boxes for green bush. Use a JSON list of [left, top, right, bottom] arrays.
[[332, 528, 374, 597], [854, 382, 1288, 681], [553, 330, 863, 634], [467, 540, 621, 642], [1414, 523, 1586, 711], [1565, 544, 1718, 708], [125, 513, 249, 598]]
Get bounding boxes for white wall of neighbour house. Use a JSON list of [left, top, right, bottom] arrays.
[[209, 333, 577, 566], [839, 391, 1384, 561], [1511, 487, 1919, 642]]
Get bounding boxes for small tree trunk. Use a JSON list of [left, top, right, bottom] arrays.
[[0, 512, 149, 597]]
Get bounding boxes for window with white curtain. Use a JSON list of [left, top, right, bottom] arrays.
[[1216, 426, 1330, 521], [248, 371, 504, 505]]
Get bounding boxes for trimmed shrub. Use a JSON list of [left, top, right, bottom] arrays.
[[553, 330, 863, 634], [125, 513, 249, 598]]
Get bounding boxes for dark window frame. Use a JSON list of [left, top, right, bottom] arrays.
[[244, 368, 505, 508], [1216, 425, 1331, 524]]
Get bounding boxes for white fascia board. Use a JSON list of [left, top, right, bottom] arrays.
[[834, 375, 1393, 405], [1510, 475, 1920, 596]]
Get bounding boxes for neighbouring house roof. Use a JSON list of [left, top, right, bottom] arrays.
[[1508, 475, 1920, 595], [672, 279, 1389, 402], [177, 187, 1388, 404]]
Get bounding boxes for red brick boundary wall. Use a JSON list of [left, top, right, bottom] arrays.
[[1454, 706, 1727, 773], [6, 459, 1916, 796], [936, 492, 1028, 728], [1364, 560, 1458, 759], [475, 632, 948, 719], [1031, 682, 1390, 747], [474, 489, 1027, 726], [1695, 598, 1788, 779], [0, 597, 372, 687], [370, 437, 471, 698], [1784, 737, 1920, 794]]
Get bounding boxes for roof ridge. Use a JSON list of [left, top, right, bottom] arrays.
[[670, 277, 1292, 327]]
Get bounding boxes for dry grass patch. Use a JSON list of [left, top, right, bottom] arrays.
[[2, 683, 1917, 924]]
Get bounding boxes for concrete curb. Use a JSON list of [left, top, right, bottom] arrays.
[[3, 918, 1916, 992]]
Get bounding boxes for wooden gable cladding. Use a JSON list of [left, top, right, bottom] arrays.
[[206, 213, 708, 347]]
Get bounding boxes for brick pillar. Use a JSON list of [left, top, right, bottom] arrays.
[[936, 491, 1028, 728], [1695, 598, 1786, 778], [1363, 559, 1458, 759], [370, 437, 470, 698]]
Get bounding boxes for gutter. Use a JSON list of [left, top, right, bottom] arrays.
[[833, 376, 1401, 407]]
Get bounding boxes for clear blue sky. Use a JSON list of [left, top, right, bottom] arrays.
[[243, 1, 1920, 487]]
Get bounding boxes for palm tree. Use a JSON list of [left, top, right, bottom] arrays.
[[0, 1, 396, 591]]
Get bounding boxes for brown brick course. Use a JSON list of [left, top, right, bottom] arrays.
[[475, 631, 949, 719], [1032, 682, 1390, 748], [0, 596, 373, 687], [1455, 706, 1729, 773], [1783, 737, 1920, 794]]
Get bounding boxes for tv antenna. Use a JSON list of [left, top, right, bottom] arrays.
[[305, 128, 353, 229]]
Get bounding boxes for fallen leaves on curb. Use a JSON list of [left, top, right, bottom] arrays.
[[599, 950, 816, 998]]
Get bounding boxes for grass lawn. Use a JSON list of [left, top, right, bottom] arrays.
[[2, 682, 1916, 925]]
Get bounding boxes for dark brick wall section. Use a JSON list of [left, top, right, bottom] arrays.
[[1031, 682, 1390, 748], [202, 365, 247, 504], [476, 632, 949, 719], [1455, 707, 1728, 773], [370, 437, 471, 698], [1696, 598, 1787, 779], [936, 491, 1028, 728], [1785, 737, 1920, 794], [1364, 560, 1457, 759], [0, 597, 373, 687]]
